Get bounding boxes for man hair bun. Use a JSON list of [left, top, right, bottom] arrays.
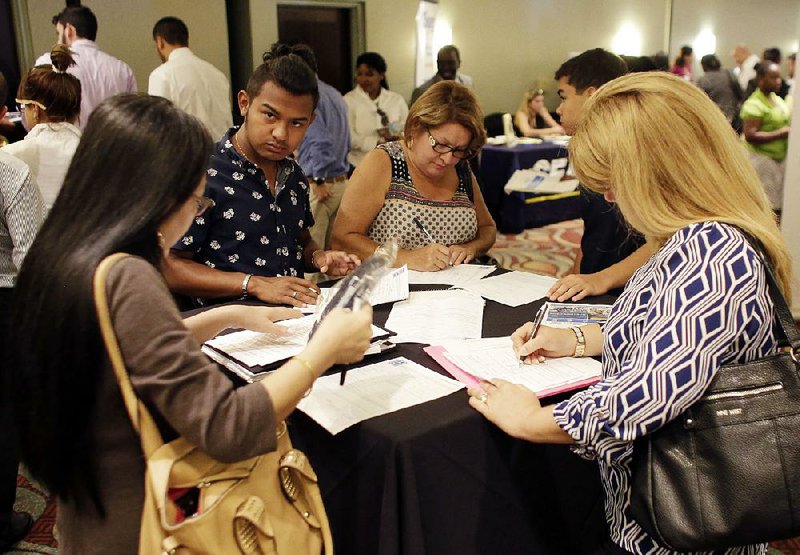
[[263, 43, 294, 63]]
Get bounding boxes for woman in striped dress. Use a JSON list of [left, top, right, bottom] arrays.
[[332, 81, 496, 271]]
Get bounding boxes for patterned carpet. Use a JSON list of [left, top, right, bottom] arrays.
[[5, 219, 799, 554], [489, 218, 582, 276], [7, 467, 57, 554]]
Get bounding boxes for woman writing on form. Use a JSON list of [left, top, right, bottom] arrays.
[[468, 72, 790, 554], [332, 81, 496, 271]]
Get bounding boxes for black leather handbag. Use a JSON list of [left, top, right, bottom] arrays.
[[629, 250, 800, 551]]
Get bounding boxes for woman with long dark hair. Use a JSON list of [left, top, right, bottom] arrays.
[[6, 93, 372, 553]]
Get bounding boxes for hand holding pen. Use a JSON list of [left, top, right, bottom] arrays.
[[512, 309, 586, 365], [514, 303, 547, 365], [413, 216, 435, 244], [410, 217, 450, 271]]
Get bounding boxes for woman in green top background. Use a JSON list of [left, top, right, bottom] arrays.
[[741, 62, 791, 212]]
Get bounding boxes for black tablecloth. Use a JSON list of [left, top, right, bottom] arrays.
[[286, 287, 615, 554]]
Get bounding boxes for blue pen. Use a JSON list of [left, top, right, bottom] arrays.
[[413, 216, 435, 244]]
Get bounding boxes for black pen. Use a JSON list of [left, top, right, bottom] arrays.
[[413, 216, 435, 244], [339, 368, 348, 386], [520, 303, 547, 364]]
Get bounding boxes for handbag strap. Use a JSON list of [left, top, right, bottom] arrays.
[[738, 230, 800, 352], [93, 253, 165, 458]]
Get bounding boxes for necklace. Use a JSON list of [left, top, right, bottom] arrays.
[[233, 130, 256, 166], [234, 128, 277, 190]]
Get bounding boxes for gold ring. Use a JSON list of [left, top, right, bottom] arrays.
[[478, 392, 488, 404]]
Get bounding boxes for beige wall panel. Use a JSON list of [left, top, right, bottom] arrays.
[[27, 0, 231, 92]]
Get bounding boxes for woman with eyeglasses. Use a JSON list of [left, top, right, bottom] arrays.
[[6, 93, 373, 552], [343, 52, 409, 167], [3, 44, 81, 209], [514, 88, 565, 138], [332, 81, 496, 271]]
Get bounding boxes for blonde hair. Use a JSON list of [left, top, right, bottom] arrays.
[[517, 88, 544, 117], [570, 72, 792, 299], [404, 80, 486, 152]]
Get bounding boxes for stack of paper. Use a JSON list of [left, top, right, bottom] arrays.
[[384, 290, 484, 344], [503, 169, 579, 194], [203, 315, 388, 379], [297, 357, 464, 434], [458, 271, 557, 307], [407, 264, 495, 286], [425, 336, 601, 397]]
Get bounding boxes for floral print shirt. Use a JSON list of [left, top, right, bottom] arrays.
[[173, 128, 314, 301]]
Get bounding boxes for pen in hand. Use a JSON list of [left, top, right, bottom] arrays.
[[413, 216, 435, 244], [520, 303, 548, 365]]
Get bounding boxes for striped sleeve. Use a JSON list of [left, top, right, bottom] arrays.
[[0, 155, 45, 285]]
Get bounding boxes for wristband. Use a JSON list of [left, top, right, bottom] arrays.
[[241, 273, 253, 297], [570, 326, 586, 357]]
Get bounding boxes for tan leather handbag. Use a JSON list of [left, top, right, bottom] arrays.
[[94, 254, 334, 555]]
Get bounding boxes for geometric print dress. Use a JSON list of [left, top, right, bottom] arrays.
[[553, 222, 776, 555], [368, 141, 478, 249]]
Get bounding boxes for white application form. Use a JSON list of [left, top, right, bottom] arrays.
[[301, 266, 409, 315], [204, 315, 387, 367], [458, 271, 557, 307], [439, 336, 601, 395], [407, 264, 495, 286], [297, 357, 464, 434], [384, 290, 484, 344], [368, 265, 410, 305]]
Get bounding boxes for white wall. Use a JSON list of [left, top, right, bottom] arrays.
[[244, 0, 799, 114], [26, 0, 231, 91], [24, 1, 800, 113], [671, 0, 800, 81]]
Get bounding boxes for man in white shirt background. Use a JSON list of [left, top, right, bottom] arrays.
[[732, 44, 760, 92], [35, 5, 137, 129], [148, 17, 233, 141]]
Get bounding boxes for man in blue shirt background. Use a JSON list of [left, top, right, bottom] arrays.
[[294, 45, 351, 252]]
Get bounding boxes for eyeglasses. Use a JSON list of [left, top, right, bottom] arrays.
[[376, 106, 390, 128], [192, 194, 215, 216], [427, 129, 475, 160], [15, 98, 47, 113]]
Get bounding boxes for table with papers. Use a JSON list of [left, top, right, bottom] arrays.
[[280, 279, 614, 555]]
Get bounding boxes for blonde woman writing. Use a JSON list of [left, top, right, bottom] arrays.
[[469, 72, 790, 554]]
